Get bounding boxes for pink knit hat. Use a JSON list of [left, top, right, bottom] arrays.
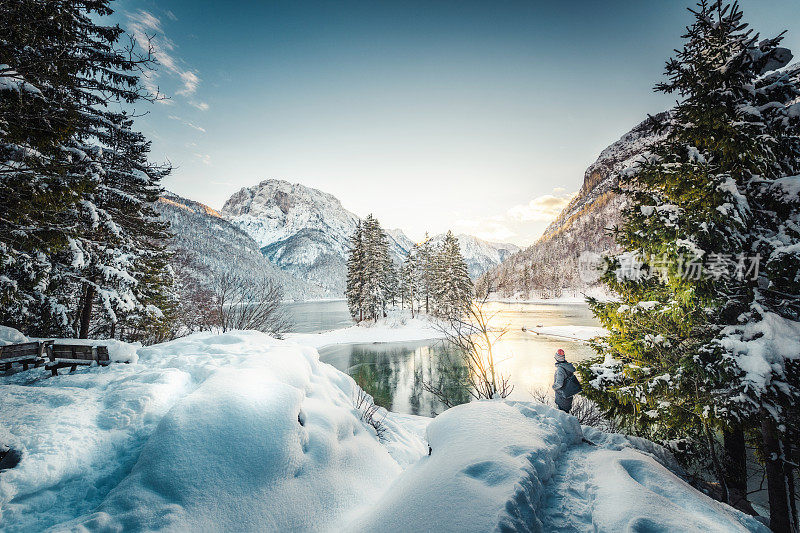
[[554, 348, 566, 362]]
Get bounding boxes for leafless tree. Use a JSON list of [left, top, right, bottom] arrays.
[[424, 299, 513, 407], [529, 385, 619, 432], [352, 386, 387, 441], [212, 272, 292, 337]]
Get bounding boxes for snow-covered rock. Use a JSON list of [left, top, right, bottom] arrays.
[[0, 326, 767, 532]]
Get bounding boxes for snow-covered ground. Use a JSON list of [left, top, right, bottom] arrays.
[[286, 312, 445, 349], [0, 327, 766, 532], [524, 325, 608, 342]]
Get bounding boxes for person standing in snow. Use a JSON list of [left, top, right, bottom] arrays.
[[552, 348, 581, 413]]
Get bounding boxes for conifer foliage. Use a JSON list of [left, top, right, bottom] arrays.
[[431, 231, 474, 318], [578, 2, 800, 528], [345, 215, 396, 321], [347, 225, 474, 322], [0, 0, 176, 343]]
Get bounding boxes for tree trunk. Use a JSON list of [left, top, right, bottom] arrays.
[[78, 284, 95, 339], [723, 426, 754, 514], [784, 437, 798, 532], [702, 420, 729, 505], [761, 415, 792, 533], [73, 289, 86, 336]]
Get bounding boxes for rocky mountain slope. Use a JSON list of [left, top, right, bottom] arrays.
[[481, 113, 667, 299], [154, 193, 329, 301], [222, 180, 516, 294]]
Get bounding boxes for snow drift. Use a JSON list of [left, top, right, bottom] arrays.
[[0, 328, 767, 532]]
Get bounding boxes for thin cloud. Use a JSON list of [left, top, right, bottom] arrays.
[[453, 189, 576, 245], [193, 153, 212, 166], [506, 192, 574, 222], [126, 10, 201, 97], [190, 101, 210, 111], [168, 115, 206, 133]]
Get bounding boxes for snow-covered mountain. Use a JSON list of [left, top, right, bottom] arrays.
[[385, 229, 518, 278], [154, 192, 330, 300], [480, 113, 667, 298], [222, 180, 409, 294], [429, 233, 519, 279], [222, 180, 516, 294]]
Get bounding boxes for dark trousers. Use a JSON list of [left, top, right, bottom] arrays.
[[555, 394, 573, 413]]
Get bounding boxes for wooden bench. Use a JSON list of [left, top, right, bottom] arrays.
[[46, 344, 111, 376], [0, 341, 51, 371]]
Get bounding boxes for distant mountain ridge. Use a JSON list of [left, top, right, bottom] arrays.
[[154, 192, 330, 301], [221, 179, 518, 295], [480, 113, 667, 298]]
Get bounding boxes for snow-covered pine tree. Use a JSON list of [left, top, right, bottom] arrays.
[[0, 0, 176, 341], [0, 0, 99, 333], [577, 2, 799, 521], [361, 214, 395, 321], [417, 234, 436, 314], [345, 220, 366, 322], [400, 246, 420, 317], [431, 231, 474, 318], [73, 110, 177, 342], [713, 30, 800, 532]]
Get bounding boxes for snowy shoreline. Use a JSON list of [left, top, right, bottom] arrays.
[[486, 287, 617, 305], [523, 325, 609, 342], [286, 314, 445, 349]]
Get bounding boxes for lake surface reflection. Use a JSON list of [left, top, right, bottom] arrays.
[[313, 302, 601, 417]]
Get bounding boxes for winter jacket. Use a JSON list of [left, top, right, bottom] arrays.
[[553, 361, 576, 411]]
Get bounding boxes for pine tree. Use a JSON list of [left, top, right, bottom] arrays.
[[0, 0, 176, 341], [346, 221, 366, 322], [431, 231, 474, 318], [417, 234, 436, 314], [0, 0, 99, 333], [361, 215, 395, 321], [345, 216, 397, 322], [400, 246, 420, 317], [578, 2, 800, 524]]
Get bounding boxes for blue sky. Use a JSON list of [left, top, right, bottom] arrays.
[[111, 0, 800, 245]]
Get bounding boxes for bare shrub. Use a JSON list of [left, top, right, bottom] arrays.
[[353, 386, 387, 441], [529, 385, 619, 432], [424, 299, 513, 407], [212, 272, 292, 337]]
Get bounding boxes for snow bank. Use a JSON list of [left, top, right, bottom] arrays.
[[349, 400, 764, 532], [585, 446, 762, 532], [525, 325, 608, 342], [0, 326, 766, 532], [0, 330, 422, 532], [287, 312, 444, 349], [348, 401, 583, 532]]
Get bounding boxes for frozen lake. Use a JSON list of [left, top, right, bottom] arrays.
[[284, 300, 601, 416]]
